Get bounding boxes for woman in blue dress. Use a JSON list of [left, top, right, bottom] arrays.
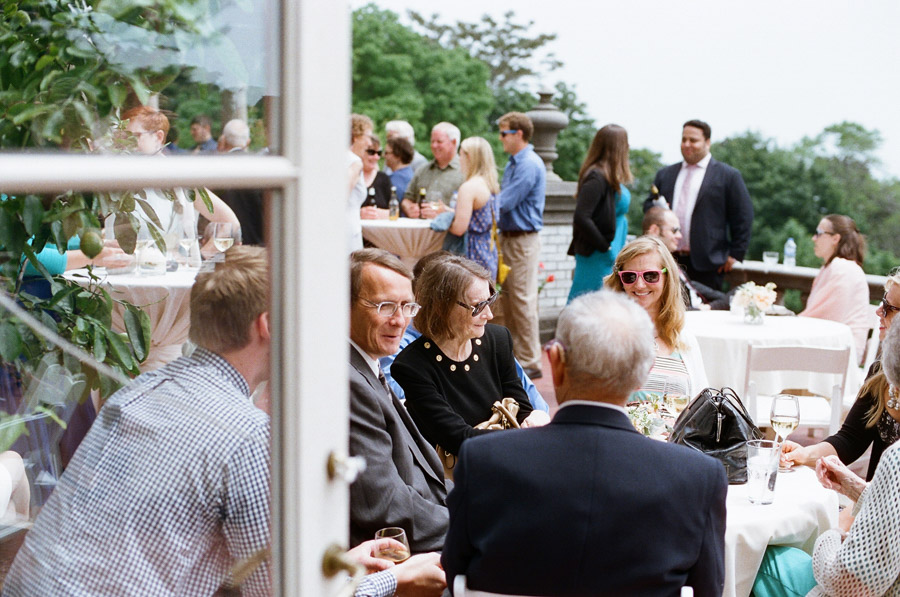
[[449, 136, 499, 279], [567, 124, 633, 302]]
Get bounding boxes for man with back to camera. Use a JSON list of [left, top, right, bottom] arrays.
[[442, 290, 728, 596], [644, 119, 753, 290], [4, 246, 273, 595]]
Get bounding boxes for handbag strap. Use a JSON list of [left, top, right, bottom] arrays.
[[490, 200, 501, 257], [494, 398, 521, 429]]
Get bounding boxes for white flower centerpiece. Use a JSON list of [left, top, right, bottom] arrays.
[[731, 281, 777, 325], [626, 395, 670, 439]]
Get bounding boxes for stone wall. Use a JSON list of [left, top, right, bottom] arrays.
[[537, 180, 577, 341]]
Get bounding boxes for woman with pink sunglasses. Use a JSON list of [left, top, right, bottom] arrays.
[[605, 236, 708, 401]]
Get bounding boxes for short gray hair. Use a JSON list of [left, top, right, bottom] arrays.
[[386, 120, 415, 144], [222, 119, 251, 149], [882, 320, 900, 389], [432, 122, 460, 147], [556, 290, 655, 397]]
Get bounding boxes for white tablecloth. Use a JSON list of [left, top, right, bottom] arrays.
[[361, 219, 447, 268], [724, 465, 838, 597], [685, 311, 862, 403], [65, 268, 198, 371]]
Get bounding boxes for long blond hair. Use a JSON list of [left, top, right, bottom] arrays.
[[604, 236, 685, 350], [864, 269, 900, 427], [459, 137, 500, 194]]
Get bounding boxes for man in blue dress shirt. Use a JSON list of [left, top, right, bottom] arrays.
[[494, 112, 546, 379]]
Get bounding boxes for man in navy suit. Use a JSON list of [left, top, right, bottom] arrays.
[[644, 119, 753, 290], [442, 291, 728, 596]]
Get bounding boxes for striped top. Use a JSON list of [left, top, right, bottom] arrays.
[[631, 352, 690, 402]]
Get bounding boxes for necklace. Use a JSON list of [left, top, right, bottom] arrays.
[[888, 385, 900, 410]]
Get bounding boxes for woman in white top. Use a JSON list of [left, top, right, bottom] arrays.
[[605, 236, 708, 401]]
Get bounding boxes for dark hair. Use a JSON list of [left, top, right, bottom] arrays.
[[412, 251, 452, 292], [683, 119, 711, 140], [350, 249, 412, 301], [498, 112, 534, 142], [191, 114, 212, 128], [576, 124, 633, 194], [824, 214, 866, 266], [642, 206, 670, 234], [414, 255, 492, 342], [387, 137, 414, 165]]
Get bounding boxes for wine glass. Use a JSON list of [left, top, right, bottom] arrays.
[[373, 527, 410, 563], [770, 394, 800, 473], [212, 222, 236, 260], [663, 379, 690, 418]]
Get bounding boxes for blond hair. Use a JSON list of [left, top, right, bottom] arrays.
[[863, 267, 900, 427], [189, 246, 269, 353], [604, 236, 685, 350], [459, 137, 500, 194]]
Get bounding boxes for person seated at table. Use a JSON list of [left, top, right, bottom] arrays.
[[447, 137, 500, 280], [752, 321, 900, 597], [604, 236, 709, 400], [385, 136, 415, 200], [782, 268, 900, 481], [392, 255, 548, 458], [379, 251, 549, 414], [799, 214, 871, 362], [359, 134, 393, 219]]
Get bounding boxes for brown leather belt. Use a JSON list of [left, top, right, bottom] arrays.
[[501, 230, 537, 237]]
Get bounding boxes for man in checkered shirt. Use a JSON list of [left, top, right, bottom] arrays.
[[4, 246, 272, 595]]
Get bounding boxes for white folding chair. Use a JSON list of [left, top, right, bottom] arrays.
[[743, 345, 851, 435], [859, 304, 881, 373]]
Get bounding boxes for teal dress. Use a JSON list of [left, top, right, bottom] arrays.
[[567, 186, 631, 302]]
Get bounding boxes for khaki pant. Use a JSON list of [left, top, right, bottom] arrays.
[[493, 232, 541, 369]]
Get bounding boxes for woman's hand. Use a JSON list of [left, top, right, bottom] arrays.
[[521, 410, 550, 428], [360, 206, 388, 220], [346, 538, 404, 573], [780, 440, 806, 467], [816, 455, 866, 502]]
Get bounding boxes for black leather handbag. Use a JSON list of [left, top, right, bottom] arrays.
[[668, 387, 763, 484]]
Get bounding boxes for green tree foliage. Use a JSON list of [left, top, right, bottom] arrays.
[[626, 148, 665, 236]]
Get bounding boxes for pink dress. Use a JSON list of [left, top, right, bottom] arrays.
[[800, 257, 872, 361]]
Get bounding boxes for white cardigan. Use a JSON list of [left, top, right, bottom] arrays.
[[679, 329, 710, 397]]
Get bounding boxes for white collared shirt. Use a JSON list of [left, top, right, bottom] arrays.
[[350, 339, 381, 378], [558, 399, 628, 416], [673, 152, 712, 250]]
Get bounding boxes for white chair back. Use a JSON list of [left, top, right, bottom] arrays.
[[743, 345, 851, 435], [859, 304, 881, 373]]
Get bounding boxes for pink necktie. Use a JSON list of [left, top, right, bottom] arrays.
[[675, 165, 695, 252]]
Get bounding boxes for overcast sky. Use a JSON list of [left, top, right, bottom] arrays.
[[351, 0, 900, 180]]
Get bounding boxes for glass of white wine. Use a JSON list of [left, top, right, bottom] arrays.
[[770, 394, 800, 473], [373, 527, 410, 563], [212, 222, 236, 260], [663, 380, 690, 418]]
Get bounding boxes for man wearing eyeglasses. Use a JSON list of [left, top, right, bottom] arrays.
[[494, 111, 546, 380], [348, 249, 450, 554]]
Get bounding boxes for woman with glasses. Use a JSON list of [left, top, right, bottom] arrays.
[[567, 124, 634, 302], [392, 255, 546, 460], [447, 137, 500, 279], [359, 133, 393, 218], [799, 214, 871, 361], [605, 236, 708, 401], [782, 268, 900, 480]]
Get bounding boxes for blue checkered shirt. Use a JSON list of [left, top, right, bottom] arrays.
[[3, 348, 271, 596], [355, 570, 397, 596]]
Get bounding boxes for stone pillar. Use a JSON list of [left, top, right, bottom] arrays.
[[526, 89, 569, 182]]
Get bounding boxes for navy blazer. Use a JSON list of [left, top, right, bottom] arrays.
[[644, 159, 753, 272], [443, 403, 728, 597]]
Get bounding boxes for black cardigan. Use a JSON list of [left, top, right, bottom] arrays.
[[567, 168, 617, 257]]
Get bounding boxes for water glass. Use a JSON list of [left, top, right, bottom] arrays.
[[762, 251, 779, 265], [746, 439, 780, 504]]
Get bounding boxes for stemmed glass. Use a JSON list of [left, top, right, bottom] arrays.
[[664, 379, 690, 418], [212, 222, 236, 260], [770, 394, 800, 473], [373, 527, 410, 563]]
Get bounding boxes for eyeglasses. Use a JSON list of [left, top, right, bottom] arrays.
[[881, 295, 900, 315], [499, 129, 518, 137], [365, 149, 383, 156], [617, 268, 668, 285], [814, 228, 836, 237], [359, 298, 420, 317], [457, 290, 499, 317]]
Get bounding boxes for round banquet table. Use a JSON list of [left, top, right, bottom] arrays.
[[361, 219, 447, 268], [684, 311, 862, 404], [64, 267, 198, 372], [724, 465, 838, 597]]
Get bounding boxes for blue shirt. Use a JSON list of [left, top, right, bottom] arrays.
[[498, 144, 546, 232], [389, 165, 414, 202]]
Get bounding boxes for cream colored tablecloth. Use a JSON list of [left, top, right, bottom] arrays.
[[684, 311, 862, 404], [724, 465, 838, 597], [65, 268, 198, 371], [361, 219, 447, 268]]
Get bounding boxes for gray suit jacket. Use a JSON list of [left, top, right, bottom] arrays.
[[348, 345, 449, 552]]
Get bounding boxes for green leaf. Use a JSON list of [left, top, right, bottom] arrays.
[[135, 197, 163, 230], [0, 322, 23, 361], [129, 76, 150, 105], [123, 305, 149, 362], [92, 324, 107, 363], [147, 223, 166, 255], [0, 415, 26, 453], [22, 244, 52, 282], [197, 187, 214, 213], [0, 208, 26, 255], [34, 405, 66, 430], [23, 195, 44, 235], [45, 284, 80, 313], [104, 328, 135, 372], [113, 212, 139, 254], [107, 83, 127, 108]]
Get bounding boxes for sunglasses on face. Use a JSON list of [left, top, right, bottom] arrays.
[[457, 290, 499, 317], [366, 148, 382, 156], [814, 228, 836, 237], [617, 268, 668, 285], [882, 295, 900, 315], [499, 129, 518, 137]]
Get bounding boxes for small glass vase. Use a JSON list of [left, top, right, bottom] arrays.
[[744, 305, 765, 325]]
